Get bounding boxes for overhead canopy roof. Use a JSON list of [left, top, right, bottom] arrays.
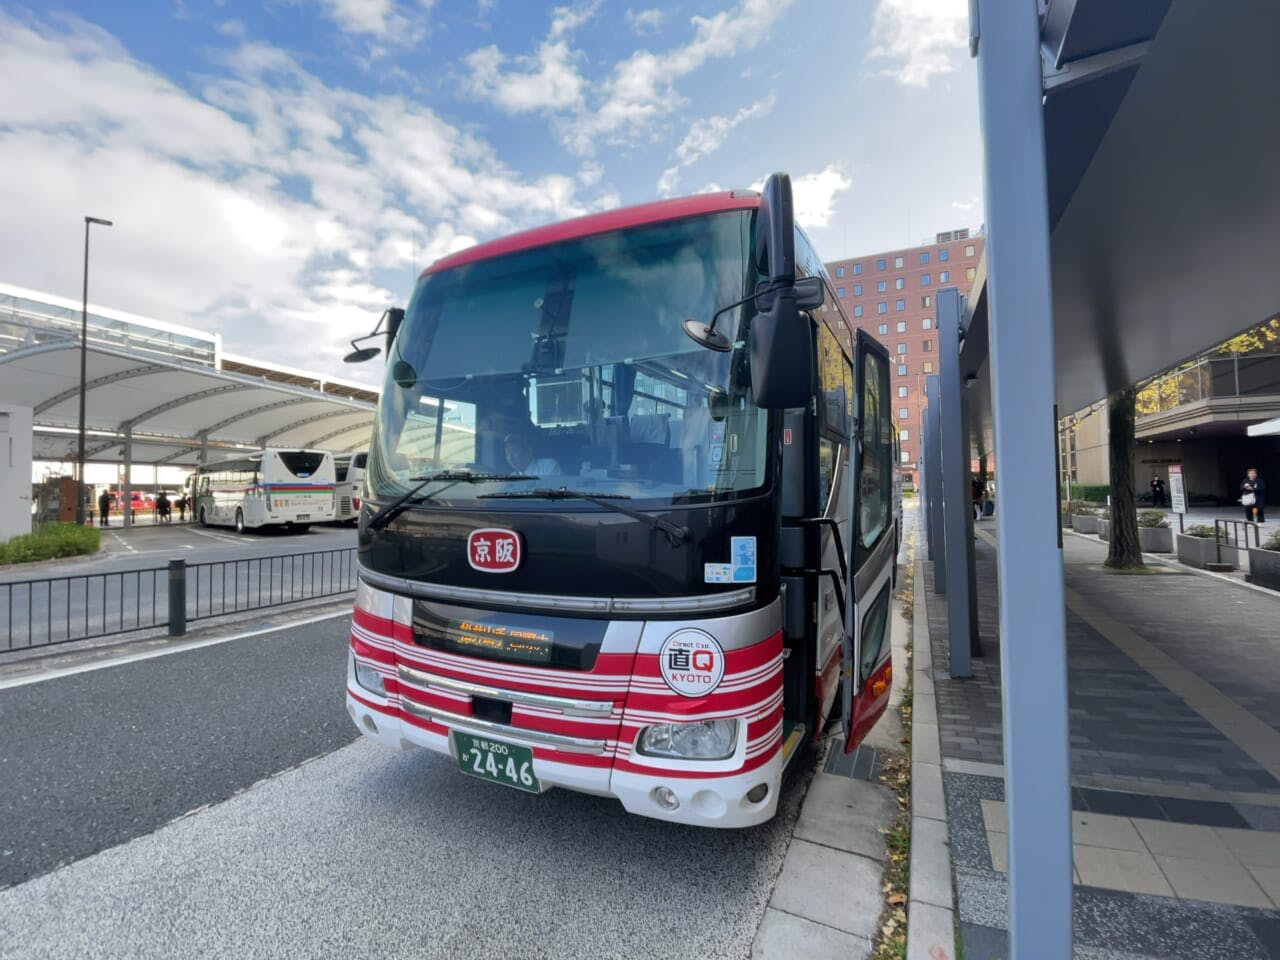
[[0, 286, 378, 466], [962, 0, 1280, 425]]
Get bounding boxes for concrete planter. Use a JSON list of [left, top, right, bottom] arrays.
[[1072, 514, 1100, 534], [1248, 548, 1280, 590], [1176, 534, 1240, 570], [1098, 519, 1111, 541], [1138, 525, 1174, 553]]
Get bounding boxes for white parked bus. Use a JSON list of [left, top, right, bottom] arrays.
[[332, 452, 367, 524], [189, 448, 337, 533]]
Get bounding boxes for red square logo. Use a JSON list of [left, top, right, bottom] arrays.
[[467, 528, 522, 573]]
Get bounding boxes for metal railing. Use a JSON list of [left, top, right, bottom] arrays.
[[1215, 518, 1261, 557], [1, 547, 357, 655]]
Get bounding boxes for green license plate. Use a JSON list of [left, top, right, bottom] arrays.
[[452, 731, 541, 793]]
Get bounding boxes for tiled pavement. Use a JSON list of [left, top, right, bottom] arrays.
[[926, 525, 1280, 959]]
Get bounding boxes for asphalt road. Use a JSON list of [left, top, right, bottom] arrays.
[[0, 614, 806, 960]]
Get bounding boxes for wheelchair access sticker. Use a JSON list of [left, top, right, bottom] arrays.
[[704, 536, 757, 584]]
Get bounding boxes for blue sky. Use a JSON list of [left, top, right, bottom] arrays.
[[0, 0, 982, 384]]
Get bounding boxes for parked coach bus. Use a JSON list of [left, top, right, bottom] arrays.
[[189, 448, 336, 533], [344, 174, 899, 828], [332, 452, 368, 524]]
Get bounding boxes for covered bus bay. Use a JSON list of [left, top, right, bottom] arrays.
[[0, 285, 378, 530], [919, 1, 1280, 956]]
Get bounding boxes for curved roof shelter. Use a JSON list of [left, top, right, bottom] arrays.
[[0, 284, 379, 467]]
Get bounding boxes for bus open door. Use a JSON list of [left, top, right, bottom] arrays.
[[842, 329, 897, 752]]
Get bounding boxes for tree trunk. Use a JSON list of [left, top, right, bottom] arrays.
[[1106, 387, 1144, 569]]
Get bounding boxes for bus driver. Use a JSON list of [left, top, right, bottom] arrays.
[[503, 432, 562, 477]]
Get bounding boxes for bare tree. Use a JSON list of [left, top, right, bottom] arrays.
[[1106, 387, 1144, 569]]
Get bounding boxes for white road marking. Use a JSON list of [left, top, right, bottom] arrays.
[[107, 532, 137, 553], [187, 527, 244, 545], [0, 608, 352, 691]]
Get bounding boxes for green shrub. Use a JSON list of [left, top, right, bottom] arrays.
[[1137, 510, 1169, 528], [1184, 524, 1215, 538], [1068, 483, 1110, 503], [0, 523, 101, 565], [1263, 530, 1280, 552]]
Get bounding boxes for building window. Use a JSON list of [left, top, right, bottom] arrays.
[[900, 449, 911, 464], [922, 295, 932, 308], [966, 267, 976, 281], [876, 258, 886, 271], [895, 299, 905, 311], [894, 277, 905, 290], [877, 302, 887, 314], [853, 263, 862, 275], [896, 321, 906, 333], [894, 256, 904, 268], [897, 364, 908, 376], [965, 244, 976, 257], [922, 317, 932, 329], [900, 428, 910, 441], [837, 287, 845, 297], [920, 251, 930, 265], [923, 361, 934, 373], [920, 273, 930, 286], [897, 343, 907, 354], [923, 340, 933, 352], [939, 248, 950, 261], [877, 279, 887, 292], [939, 271, 950, 283], [853, 284, 862, 296], [899, 407, 909, 419], [836, 265, 845, 278], [877, 323, 888, 335], [854, 305, 864, 317], [897, 386, 908, 398]]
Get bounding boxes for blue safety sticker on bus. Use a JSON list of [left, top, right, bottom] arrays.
[[705, 537, 757, 584]]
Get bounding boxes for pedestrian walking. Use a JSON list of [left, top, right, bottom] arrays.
[[176, 494, 187, 523], [1150, 475, 1166, 508], [156, 491, 171, 524], [1241, 467, 1266, 523], [97, 489, 111, 527], [971, 477, 983, 521]]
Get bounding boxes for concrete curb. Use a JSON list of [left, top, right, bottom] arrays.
[[905, 555, 958, 960]]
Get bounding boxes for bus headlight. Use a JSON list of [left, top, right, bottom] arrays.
[[637, 719, 738, 760], [352, 654, 386, 697]]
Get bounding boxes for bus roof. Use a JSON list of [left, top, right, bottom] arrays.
[[424, 190, 760, 276]]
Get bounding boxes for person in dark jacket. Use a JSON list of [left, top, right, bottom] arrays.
[[1241, 468, 1266, 523], [97, 489, 111, 527], [1150, 475, 1166, 508]]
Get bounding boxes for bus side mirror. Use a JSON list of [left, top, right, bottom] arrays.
[[750, 173, 815, 409]]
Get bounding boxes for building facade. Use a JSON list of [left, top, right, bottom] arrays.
[[825, 230, 985, 482]]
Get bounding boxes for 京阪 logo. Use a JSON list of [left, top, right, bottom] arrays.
[[467, 528, 522, 573], [658, 629, 725, 697]]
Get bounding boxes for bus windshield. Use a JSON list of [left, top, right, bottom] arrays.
[[367, 211, 771, 506]]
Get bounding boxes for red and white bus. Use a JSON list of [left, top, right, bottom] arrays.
[[345, 174, 899, 827]]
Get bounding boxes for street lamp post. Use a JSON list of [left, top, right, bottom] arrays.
[[75, 215, 113, 526]]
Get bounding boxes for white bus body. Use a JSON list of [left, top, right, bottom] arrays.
[[190, 449, 337, 533], [332, 452, 367, 524]]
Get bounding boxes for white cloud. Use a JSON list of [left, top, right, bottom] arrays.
[[625, 8, 664, 34], [567, 0, 793, 153], [752, 166, 853, 230], [462, 3, 595, 113], [0, 12, 611, 383], [657, 96, 775, 195], [868, 0, 968, 87], [952, 194, 982, 212]]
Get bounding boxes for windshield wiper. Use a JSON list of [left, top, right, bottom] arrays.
[[478, 487, 690, 546], [367, 470, 536, 530]]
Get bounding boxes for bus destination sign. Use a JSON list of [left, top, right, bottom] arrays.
[[444, 619, 555, 664]]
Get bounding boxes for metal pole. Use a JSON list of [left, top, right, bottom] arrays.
[[973, 0, 1072, 955], [76, 215, 112, 526], [168, 558, 187, 636], [925, 375, 946, 584], [938, 286, 974, 677]]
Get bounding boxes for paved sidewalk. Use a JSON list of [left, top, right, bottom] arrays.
[[925, 525, 1280, 959]]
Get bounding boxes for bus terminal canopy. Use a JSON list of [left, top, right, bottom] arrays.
[[0, 286, 379, 467], [960, 0, 1280, 444]]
